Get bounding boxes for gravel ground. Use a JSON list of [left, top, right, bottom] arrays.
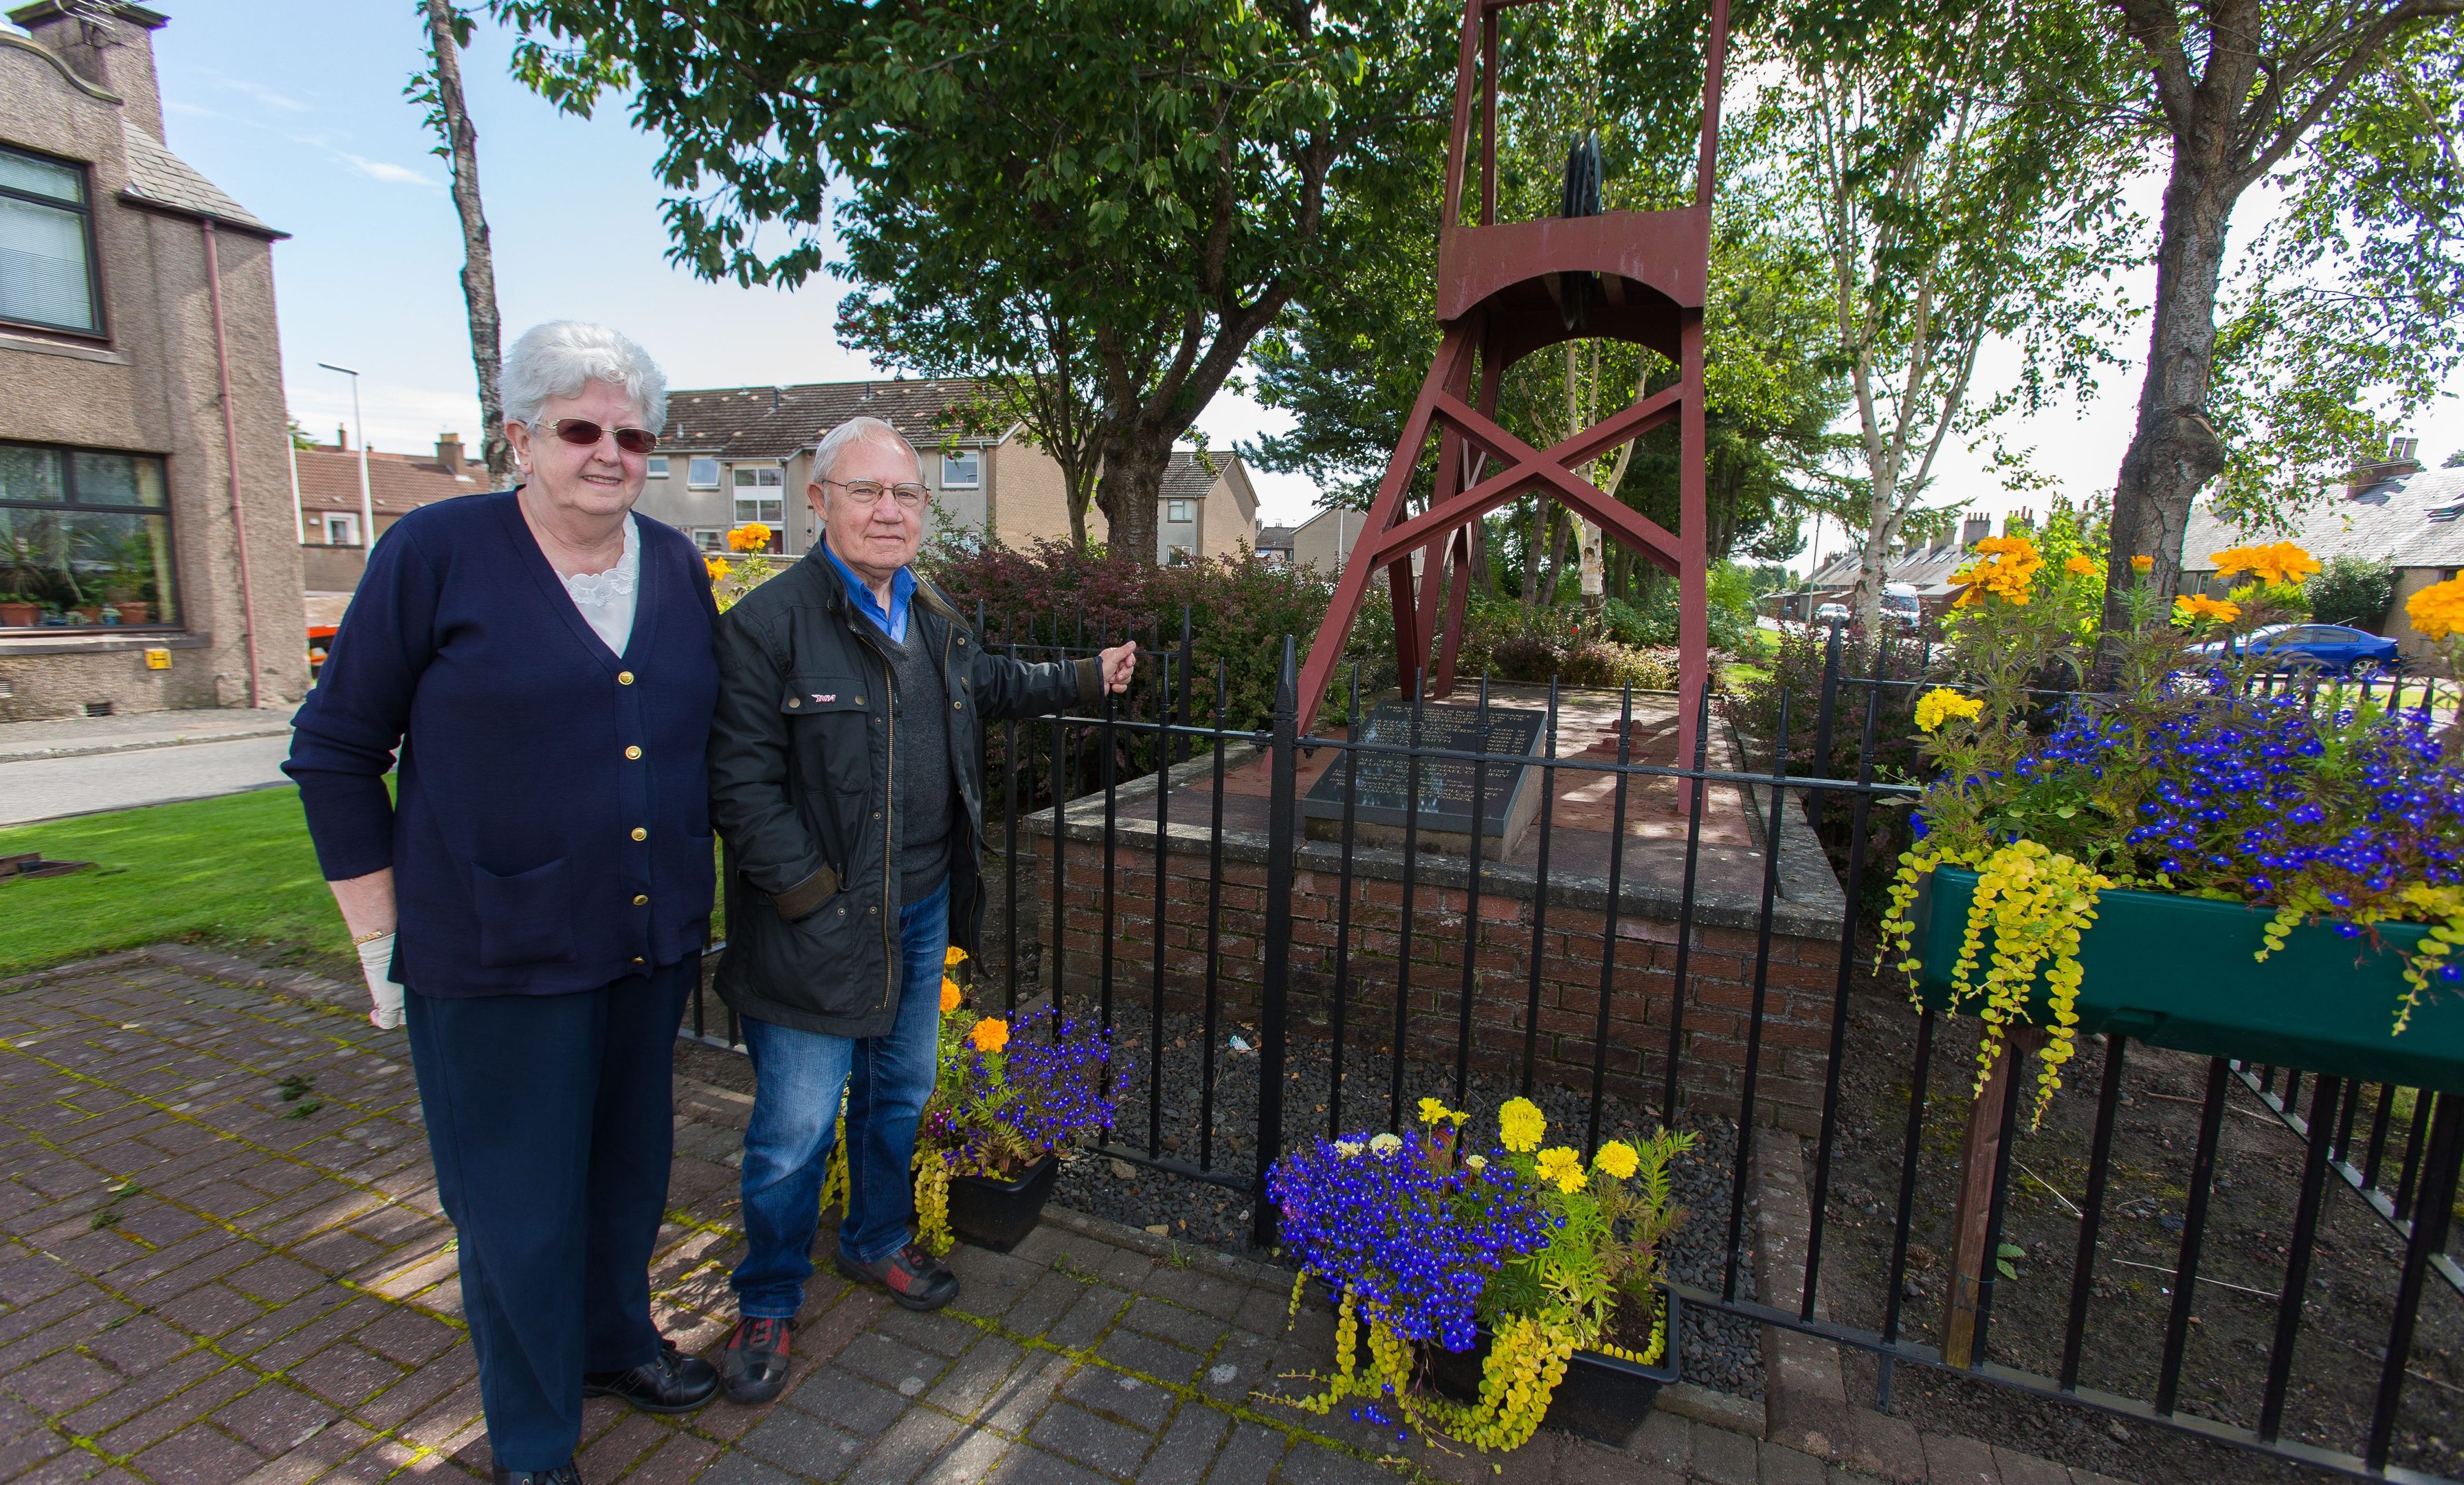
[[1043, 1002, 1766, 1399]]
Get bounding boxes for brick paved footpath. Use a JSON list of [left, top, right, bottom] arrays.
[[0, 948, 2131, 1485]]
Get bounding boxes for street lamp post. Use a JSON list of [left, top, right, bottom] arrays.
[[317, 362, 376, 564]]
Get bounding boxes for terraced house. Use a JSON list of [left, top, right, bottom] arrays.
[[0, 1, 302, 722], [636, 377, 1261, 564]]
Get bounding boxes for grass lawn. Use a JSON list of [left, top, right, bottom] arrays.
[[0, 786, 351, 979]]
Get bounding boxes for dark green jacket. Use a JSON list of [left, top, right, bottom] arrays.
[[707, 552, 1100, 1037]]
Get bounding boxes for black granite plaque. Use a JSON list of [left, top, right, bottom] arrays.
[[1301, 701, 1548, 850]]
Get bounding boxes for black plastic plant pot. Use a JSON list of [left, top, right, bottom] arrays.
[[1422, 1289, 1683, 1446], [946, 1152, 1059, 1252]]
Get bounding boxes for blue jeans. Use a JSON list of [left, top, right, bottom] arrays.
[[731, 876, 949, 1320]]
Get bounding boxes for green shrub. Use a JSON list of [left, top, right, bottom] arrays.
[[2305, 556, 2396, 629]]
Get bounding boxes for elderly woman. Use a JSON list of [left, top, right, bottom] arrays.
[[285, 321, 720, 1485]]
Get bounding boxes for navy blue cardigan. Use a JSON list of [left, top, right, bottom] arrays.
[[285, 490, 720, 997]]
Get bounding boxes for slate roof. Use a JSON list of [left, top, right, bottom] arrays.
[[116, 124, 280, 236], [293, 443, 486, 518], [1160, 451, 1242, 503], [1803, 534, 1979, 598], [2181, 465, 2464, 573], [661, 378, 996, 457], [1256, 525, 1296, 550]]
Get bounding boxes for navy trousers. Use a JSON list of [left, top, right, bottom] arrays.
[[405, 958, 694, 1472]]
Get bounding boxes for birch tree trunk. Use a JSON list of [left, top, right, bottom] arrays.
[[419, 0, 508, 478]]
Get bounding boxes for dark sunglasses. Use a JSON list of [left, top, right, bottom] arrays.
[[536, 417, 659, 455]]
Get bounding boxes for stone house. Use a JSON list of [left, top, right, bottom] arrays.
[[635, 377, 1261, 564], [0, 1, 304, 720], [2182, 439, 2464, 662]]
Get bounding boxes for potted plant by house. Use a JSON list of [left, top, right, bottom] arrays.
[[102, 529, 157, 625], [1271, 1097, 1692, 1451], [1879, 537, 2464, 1116], [911, 948, 1124, 1251], [0, 594, 39, 628], [0, 526, 53, 626]]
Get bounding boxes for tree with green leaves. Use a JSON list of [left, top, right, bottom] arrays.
[[491, 0, 1452, 565], [1746, 0, 2134, 636], [408, 1, 511, 478], [2097, 0, 2463, 622]]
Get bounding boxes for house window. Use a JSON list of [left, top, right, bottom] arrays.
[[0, 146, 100, 335], [691, 528, 723, 552], [1166, 500, 1194, 523], [1166, 544, 1192, 566], [687, 457, 720, 489], [733, 467, 784, 527], [0, 442, 175, 629], [942, 450, 981, 488], [322, 512, 361, 547], [647, 455, 670, 478]]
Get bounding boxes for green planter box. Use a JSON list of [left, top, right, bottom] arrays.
[[1909, 868, 2463, 1093]]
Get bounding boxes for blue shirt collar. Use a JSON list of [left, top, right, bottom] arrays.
[[823, 543, 914, 643]]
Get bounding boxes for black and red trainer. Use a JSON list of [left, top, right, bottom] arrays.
[[717, 1315, 795, 1405], [834, 1241, 959, 1312]]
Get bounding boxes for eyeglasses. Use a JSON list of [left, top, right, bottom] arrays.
[[823, 478, 932, 513], [535, 418, 659, 455]]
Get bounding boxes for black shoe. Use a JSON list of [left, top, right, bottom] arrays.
[[491, 1464, 581, 1485], [718, 1314, 796, 1405], [582, 1338, 719, 1414], [834, 1240, 960, 1312]]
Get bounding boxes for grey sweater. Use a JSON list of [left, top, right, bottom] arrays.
[[878, 624, 953, 898]]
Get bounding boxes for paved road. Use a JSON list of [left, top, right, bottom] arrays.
[[0, 730, 294, 826]]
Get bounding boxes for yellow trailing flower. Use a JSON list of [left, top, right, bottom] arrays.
[[2408, 575, 2464, 641], [2063, 553, 2099, 578], [940, 977, 962, 1013], [727, 522, 772, 553], [2174, 593, 2240, 625], [1593, 1140, 1639, 1180], [970, 1018, 1010, 1053], [913, 1147, 953, 1255], [1535, 1146, 1586, 1194], [1914, 688, 1984, 734], [2210, 541, 2320, 588], [1498, 1097, 1545, 1154]]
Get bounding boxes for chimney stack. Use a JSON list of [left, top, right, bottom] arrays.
[[1961, 514, 1990, 550], [436, 432, 464, 468], [2346, 435, 2423, 498], [14, 3, 169, 140], [336, 424, 349, 451]]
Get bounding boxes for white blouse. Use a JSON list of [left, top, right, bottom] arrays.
[[562, 514, 640, 656]]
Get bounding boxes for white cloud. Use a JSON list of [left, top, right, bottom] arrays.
[[341, 153, 441, 188], [212, 73, 312, 113]]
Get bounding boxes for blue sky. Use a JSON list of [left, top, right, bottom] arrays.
[[146, 3, 2457, 551]]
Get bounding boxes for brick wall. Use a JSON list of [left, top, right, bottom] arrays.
[[1015, 834, 1845, 1134]]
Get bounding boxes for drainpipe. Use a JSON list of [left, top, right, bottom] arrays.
[[201, 219, 263, 710], [286, 432, 302, 543]]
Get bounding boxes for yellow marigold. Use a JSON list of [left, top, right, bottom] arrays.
[[970, 1018, 1009, 1054], [2063, 553, 2098, 577], [1535, 1147, 1588, 1194], [1498, 1097, 1546, 1154], [2408, 575, 2464, 641], [2175, 593, 2241, 626], [1594, 1140, 1639, 1180], [2210, 541, 2320, 588], [704, 556, 731, 582], [1949, 536, 2042, 608], [944, 945, 968, 967], [728, 522, 773, 553], [1914, 688, 1985, 734], [940, 977, 962, 1013], [2130, 554, 2154, 573]]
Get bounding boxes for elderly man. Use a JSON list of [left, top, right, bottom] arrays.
[[707, 416, 1135, 1403]]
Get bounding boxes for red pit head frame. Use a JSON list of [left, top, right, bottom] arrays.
[[1294, 0, 1731, 773]]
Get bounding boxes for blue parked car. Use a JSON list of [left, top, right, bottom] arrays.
[[2193, 622, 2402, 679]]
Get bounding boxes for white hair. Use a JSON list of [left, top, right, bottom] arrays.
[[812, 416, 921, 486], [501, 320, 669, 430]]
